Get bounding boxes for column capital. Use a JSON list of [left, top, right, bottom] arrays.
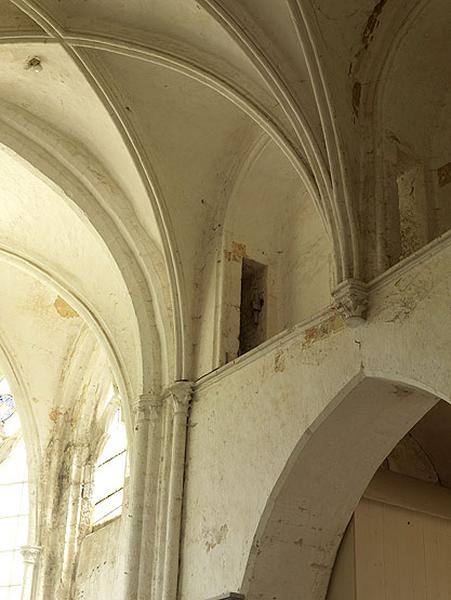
[[332, 278, 368, 327], [21, 544, 42, 565], [133, 389, 161, 420], [164, 381, 193, 414]]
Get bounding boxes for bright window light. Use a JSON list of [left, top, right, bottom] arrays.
[[92, 407, 127, 525]]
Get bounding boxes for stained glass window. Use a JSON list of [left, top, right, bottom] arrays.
[[0, 378, 28, 600], [0, 394, 15, 423]]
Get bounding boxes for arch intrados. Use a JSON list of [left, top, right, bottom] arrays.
[[0, 245, 134, 432], [242, 375, 441, 600], [0, 107, 165, 390], [219, 135, 333, 287]]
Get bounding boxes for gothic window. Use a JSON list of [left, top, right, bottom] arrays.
[[0, 378, 28, 600], [92, 407, 127, 526]]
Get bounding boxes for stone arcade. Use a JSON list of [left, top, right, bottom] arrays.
[[0, 1, 450, 599]]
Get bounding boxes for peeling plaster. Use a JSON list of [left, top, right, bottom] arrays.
[[203, 523, 229, 552], [224, 241, 247, 263], [302, 314, 344, 349], [362, 0, 388, 50], [54, 296, 79, 319]]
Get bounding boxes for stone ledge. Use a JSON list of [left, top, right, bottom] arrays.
[[206, 594, 244, 600]]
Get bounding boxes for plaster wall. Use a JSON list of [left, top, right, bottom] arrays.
[[209, 139, 331, 370], [0, 263, 85, 450], [72, 517, 126, 600], [224, 141, 331, 333], [278, 183, 331, 326], [180, 233, 451, 599]]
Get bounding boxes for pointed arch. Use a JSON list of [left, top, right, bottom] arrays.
[[242, 375, 441, 600], [0, 103, 170, 396]]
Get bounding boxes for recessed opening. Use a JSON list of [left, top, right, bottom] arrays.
[[238, 258, 267, 356], [328, 400, 451, 599]]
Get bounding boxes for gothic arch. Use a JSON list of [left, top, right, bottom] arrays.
[[242, 375, 441, 600], [0, 106, 169, 397]]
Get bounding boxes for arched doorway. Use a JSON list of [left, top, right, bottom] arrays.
[[242, 376, 441, 600], [328, 399, 451, 599]]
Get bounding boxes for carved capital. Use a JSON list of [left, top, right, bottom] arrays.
[[332, 279, 368, 327], [133, 390, 161, 422], [165, 381, 193, 415], [21, 544, 42, 565]]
